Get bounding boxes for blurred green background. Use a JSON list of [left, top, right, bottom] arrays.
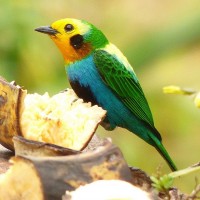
[[1, 0, 200, 193]]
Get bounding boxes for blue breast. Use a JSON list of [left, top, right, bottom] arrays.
[[66, 55, 143, 134]]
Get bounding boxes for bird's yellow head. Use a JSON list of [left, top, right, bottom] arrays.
[[35, 18, 108, 64]]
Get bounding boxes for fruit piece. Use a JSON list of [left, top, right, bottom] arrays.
[[0, 78, 26, 150], [20, 89, 106, 150], [0, 77, 106, 151], [63, 180, 152, 200]]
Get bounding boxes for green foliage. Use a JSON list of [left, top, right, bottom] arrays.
[[151, 174, 174, 192], [151, 164, 200, 194]]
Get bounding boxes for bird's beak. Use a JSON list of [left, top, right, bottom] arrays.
[[35, 26, 59, 35]]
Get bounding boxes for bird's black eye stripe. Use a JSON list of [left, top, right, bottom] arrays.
[[64, 24, 74, 32], [70, 34, 84, 50]]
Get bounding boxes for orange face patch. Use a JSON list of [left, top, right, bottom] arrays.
[[50, 34, 92, 64]]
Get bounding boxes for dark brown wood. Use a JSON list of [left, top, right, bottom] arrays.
[[129, 167, 152, 191], [0, 145, 13, 174], [21, 140, 133, 200], [13, 136, 80, 157]]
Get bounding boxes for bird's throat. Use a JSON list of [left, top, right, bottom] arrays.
[[50, 35, 92, 64]]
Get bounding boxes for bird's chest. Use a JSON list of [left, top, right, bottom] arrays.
[[67, 57, 98, 87], [66, 56, 117, 110], [66, 56, 103, 104]]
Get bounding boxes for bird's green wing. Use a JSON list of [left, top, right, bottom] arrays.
[[93, 49, 154, 127]]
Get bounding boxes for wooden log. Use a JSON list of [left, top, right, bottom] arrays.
[[0, 140, 133, 200]]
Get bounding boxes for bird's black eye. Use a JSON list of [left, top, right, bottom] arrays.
[[70, 34, 84, 50], [64, 24, 74, 32]]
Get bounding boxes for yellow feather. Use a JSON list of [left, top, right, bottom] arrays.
[[49, 18, 91, 64], [103, 43, 136, 74]]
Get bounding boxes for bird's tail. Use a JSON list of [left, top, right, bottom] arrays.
[[125, 119, 177, 171], [150, 134, 177, 171]]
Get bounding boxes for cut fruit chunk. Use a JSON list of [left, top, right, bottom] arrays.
[[0, 77, 106, 151], [20, 89, 106, 150]]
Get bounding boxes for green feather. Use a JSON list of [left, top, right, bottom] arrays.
[[93, 48, 177, 171], [93, 49, 154, 127]]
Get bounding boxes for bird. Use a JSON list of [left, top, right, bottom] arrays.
[[35, 18, 177, 171]]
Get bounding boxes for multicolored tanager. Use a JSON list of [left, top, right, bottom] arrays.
[[35, 18, 177, 171]]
